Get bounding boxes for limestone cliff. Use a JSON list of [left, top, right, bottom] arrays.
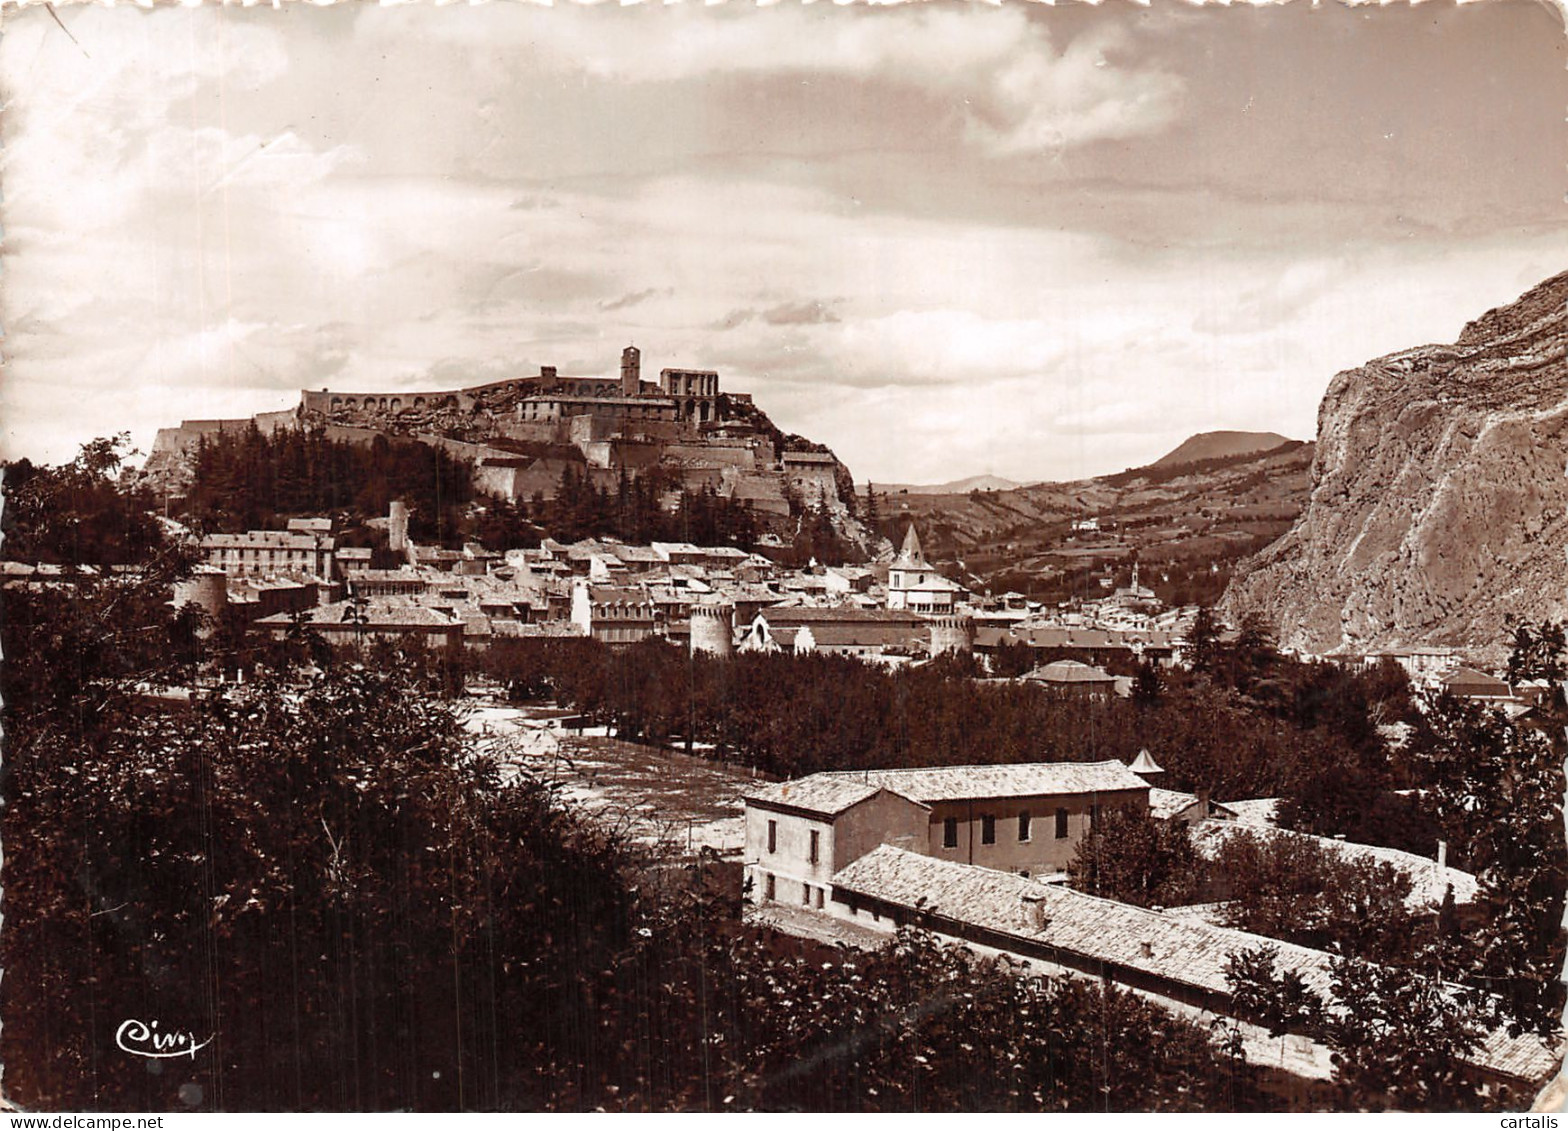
[[1223, 270, 1568, 664]]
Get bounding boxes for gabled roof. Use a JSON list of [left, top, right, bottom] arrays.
[[1443, 667, 1514, 697], [744, 779, 930, 817], [808, 760, 1149, 804], [1146, 788, 1236, 823]]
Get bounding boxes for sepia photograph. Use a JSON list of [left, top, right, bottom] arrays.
[[2, 0, 1566, 1113]]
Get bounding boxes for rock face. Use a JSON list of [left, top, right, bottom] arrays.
[[1223, 271, 1568, 664]]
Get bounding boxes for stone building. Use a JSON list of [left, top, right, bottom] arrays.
[[885, 525, 963, 614], [201, 529, 336, 579], [744, 760, 1151, 905]]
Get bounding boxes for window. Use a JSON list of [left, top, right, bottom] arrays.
[[981, 815, 996, 845], [1019, 812, 1032, 842], [815, 888, 825, 910], [943, 817, 959, 849], [808, 829, 820, 864], [1054, 808, 1069, 839], [767, 819, 777, 854], [803, 883, 812, 906], [764, 873, 776, 901]]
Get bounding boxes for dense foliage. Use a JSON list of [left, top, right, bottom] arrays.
[[183, 424, 474, 544], [476, 636, 1420, 824], [1204, 828, 1422, 966], [529, 464, 761, 551], [2, 434, 166, 566], [1224, 946, 1495, 1112], [1066, 806, 1199, 908]]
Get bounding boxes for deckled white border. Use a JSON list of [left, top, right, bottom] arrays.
[[0, 0, 1564, 1116]]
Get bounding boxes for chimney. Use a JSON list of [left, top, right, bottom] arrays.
[[1022, 892, 1048, 931], [1437, 839, 1448, 870]]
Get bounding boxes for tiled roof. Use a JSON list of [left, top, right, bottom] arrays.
[[1190, 820, 1478, 909], [1225, 799, 1281, 826], [759, 607, 926, 626], [1147, 788, 1222, 822], [744, 779, 924, 817], [809, 760, 1149, 804], [1022, 659, 1117, 684], [202, 530, 334, 551], [831, 846, 1559, 1087]]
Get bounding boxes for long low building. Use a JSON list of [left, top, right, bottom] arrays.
[[823, 845, 1559, 1098], [744, 760, 1151, 909]]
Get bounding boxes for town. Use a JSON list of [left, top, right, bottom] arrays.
[[6, 323, 1567, 1113]]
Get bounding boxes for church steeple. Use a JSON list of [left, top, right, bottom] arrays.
[[894, 523, 928, 568]]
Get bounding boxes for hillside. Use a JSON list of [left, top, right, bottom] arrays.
[[871, 474, 1026, 495], [1223, 270, 1568, 662], [1152, 431, 1293, 468], [876, 438, 1314, 606]]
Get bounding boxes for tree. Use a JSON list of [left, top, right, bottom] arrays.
[[3, 433, 165, 566], [1067, 806, 1199, 908], [1184, 606, 1220, 673], [1409, 691, 1567, 1036], [1505, 618, 1567, 685], [1223, 946, 1493, 1111], [1208, 828, 1418, 965]]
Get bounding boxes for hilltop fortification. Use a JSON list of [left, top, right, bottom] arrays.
[[143, 346, 855, 524], [1223, 270, 1568, 662]]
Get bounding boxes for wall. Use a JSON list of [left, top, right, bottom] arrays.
[[923, 789, 1148, 876], [832, 793, 930, 871], [745, 805, 836, 910]]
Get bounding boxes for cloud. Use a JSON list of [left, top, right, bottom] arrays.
[[375, 4, 1184, 158], [599, 287, 671, 313], [716, 300, 841, 330]]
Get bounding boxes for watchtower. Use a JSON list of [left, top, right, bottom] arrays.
[[620, 345, 641, 397]]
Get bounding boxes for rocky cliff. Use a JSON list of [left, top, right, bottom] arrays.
[[1223, 270, 1568, 663]]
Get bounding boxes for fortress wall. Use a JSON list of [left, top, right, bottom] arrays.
[[411, 433, 525, 464], [496, 420, 570, 445], [323, 424, 386, 448], [253, 408, 299, 434], [474, 464, 526, 500], [661, 443, 759, 470]]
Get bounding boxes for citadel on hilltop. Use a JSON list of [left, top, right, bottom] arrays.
[[145, 346, 849, 519]]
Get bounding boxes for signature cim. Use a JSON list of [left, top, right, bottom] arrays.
[[115, 1019, 213, 1060]]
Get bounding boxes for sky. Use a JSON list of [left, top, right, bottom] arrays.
[[2, 0, 1564, 485]]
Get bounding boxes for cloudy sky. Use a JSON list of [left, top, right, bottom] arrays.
[[2, 1, 1563, 484]]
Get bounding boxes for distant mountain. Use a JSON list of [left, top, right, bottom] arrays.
[[872, 474, 1026, 496], [1224, 270, 1568, 663], [875, 438, 1315, 605], [1151, 431, 1294, 469]]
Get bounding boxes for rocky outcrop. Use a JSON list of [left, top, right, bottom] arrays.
[[1223, 271, 1568, 664]]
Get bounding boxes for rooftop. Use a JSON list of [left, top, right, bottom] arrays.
[[802, 760, 1149, 805], [1191, 819, 1477, 909], [831, 846, 1558, 1087]]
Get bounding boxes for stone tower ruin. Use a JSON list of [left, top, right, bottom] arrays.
[[927, 615, 975, 658], [689, 603, 735, 658]]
